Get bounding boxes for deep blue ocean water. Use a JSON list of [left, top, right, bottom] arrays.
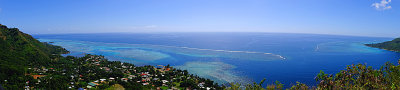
[[35, 32, 400, 87]]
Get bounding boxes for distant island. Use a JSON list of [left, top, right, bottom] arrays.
[[1, 24, 400, 89], [366, 38, 400, 52]]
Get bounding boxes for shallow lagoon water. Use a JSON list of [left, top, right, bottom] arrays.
[[38, 38, 282, 84], [36, 33, 400, 87]]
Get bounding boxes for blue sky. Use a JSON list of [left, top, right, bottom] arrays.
[[0, 0, 399, 37]]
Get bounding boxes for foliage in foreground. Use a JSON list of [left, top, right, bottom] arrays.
[[226, 79, 308, 90], [226, 60, 400, 90], [314, 61, 400, 89]]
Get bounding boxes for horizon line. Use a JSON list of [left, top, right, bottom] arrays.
[[30, 31, 396, 38]]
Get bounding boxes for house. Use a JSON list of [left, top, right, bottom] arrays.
[[87, 82, 99, 89], [198, 82, 205, 88], [141, 73, 149, 78], [31, 75, 47, 79], [24, 86, 29, 89], [88, 82, 99, 87], [153, 78, 159, 81], [165, 68, 170, 71], [162, 80, 169, 84], [162, 83, 168, 86], [121, 78, 128, 82], [109, 77, 115, 81], [141, 73, 148, 76], [100, 79, 106, 82], [128, 75, 136, 79], [140, 77, 151, 82], [157, 65, 164, 69], [142, 83, 149, 85]]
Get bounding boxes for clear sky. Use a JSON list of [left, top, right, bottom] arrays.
[[0, 0, 399, 37]]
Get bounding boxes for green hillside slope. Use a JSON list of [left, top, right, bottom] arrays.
[[366, 38, 400, 52], [0, 24, 68, 88]]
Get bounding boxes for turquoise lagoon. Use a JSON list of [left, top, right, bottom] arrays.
[[35, 33, 400, 86]]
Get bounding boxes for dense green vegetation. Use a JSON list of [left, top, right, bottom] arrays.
[[226, 61, 400, 90], [366, 38, 400, 52], [1, 24, 400, 90], [0, 24, 68, 89]]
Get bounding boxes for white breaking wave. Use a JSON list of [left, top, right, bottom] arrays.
[[213, 50, 225, 52], [244, 51, 258, 53], [174, 46, 286, 60], [143, 44, 287, 60]]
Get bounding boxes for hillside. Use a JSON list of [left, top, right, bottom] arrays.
[[0, 24, 68, 88], [0, 24, 223, 89], [366, 38, 400, 52]]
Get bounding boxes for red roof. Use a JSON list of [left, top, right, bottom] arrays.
[[31, 75, 47, 79]]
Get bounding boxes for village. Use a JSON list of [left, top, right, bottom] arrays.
[[24, 54, 221, 90]]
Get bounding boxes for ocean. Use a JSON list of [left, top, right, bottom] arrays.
[[35, 32, 400, 87]]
